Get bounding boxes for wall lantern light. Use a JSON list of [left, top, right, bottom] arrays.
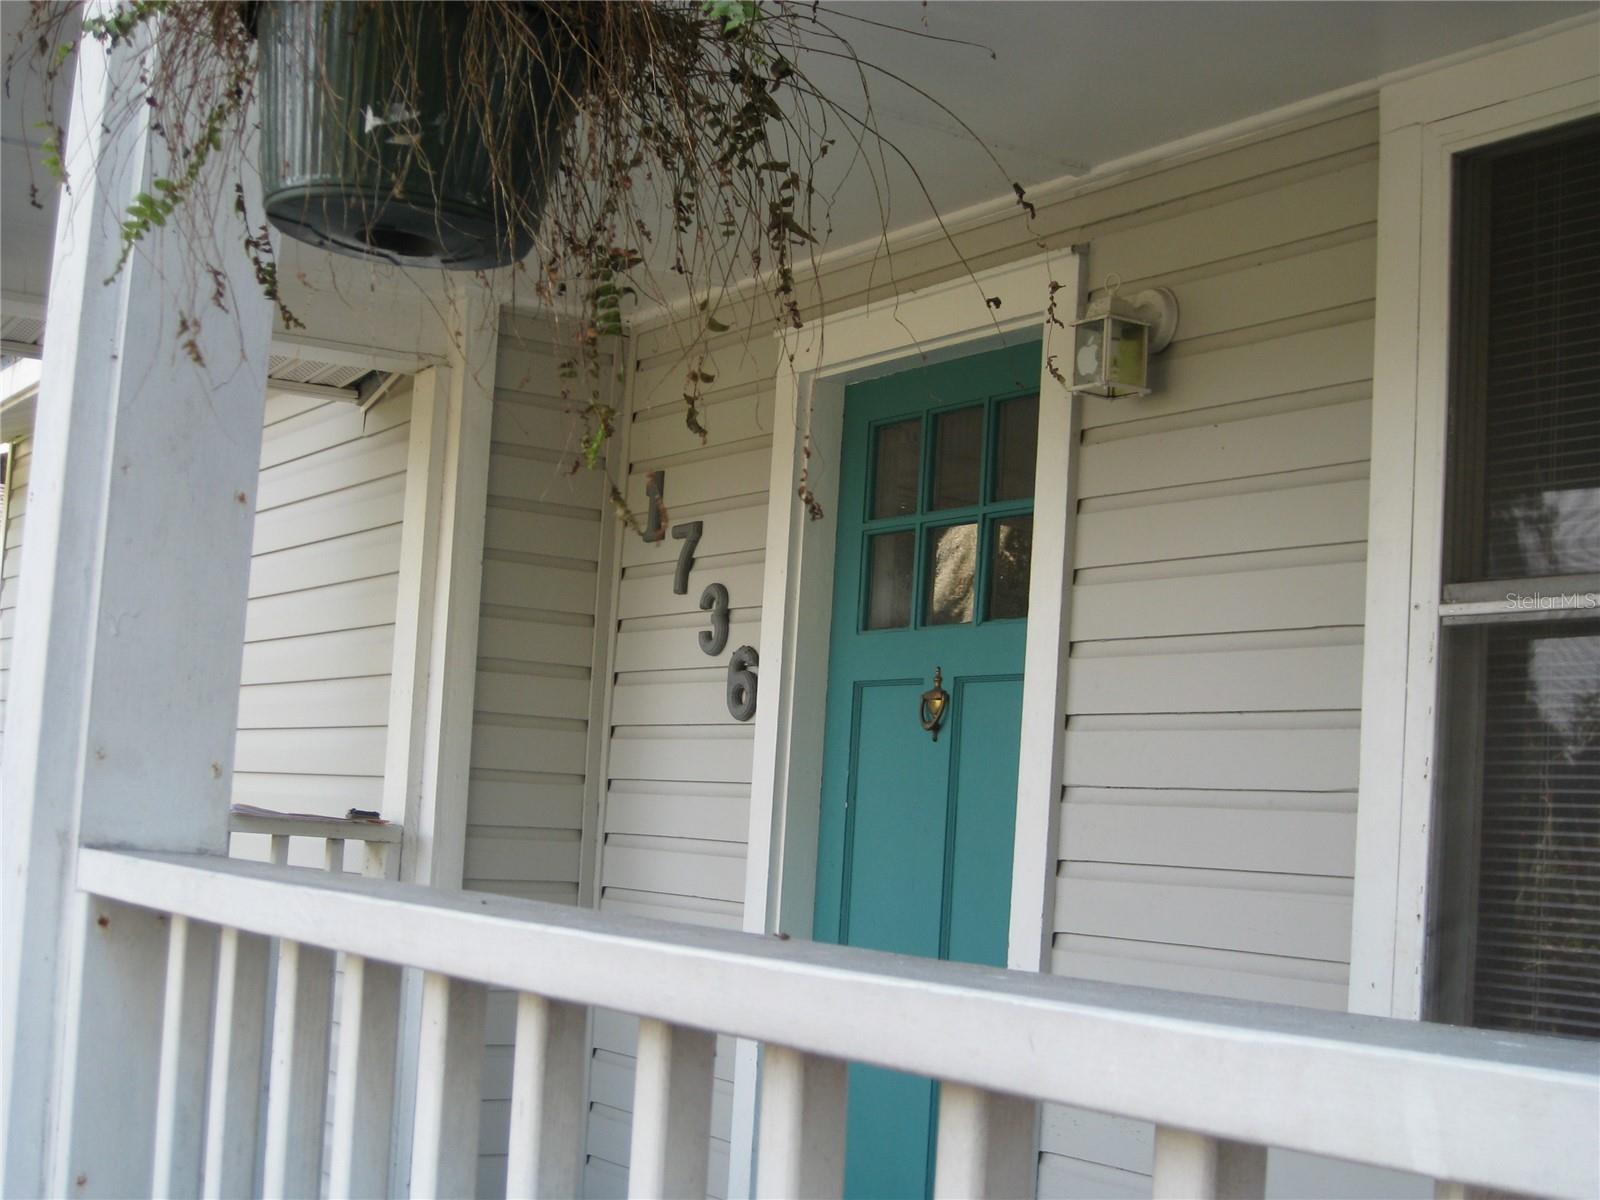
[[1069, 278, 1179, 399]]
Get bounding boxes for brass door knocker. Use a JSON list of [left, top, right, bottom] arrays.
[[920, 667, 950, 742]]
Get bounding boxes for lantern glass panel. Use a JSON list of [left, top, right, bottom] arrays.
[[1108, 317, 1149, 393], [1073, 318, 1107, 389]]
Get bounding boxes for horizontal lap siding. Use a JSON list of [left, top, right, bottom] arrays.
[[470, 331, 610, 1198], [231, 387, 411, 864], [228, 387, 413, 1197], [0, 438, 28, 757], [1044, 109, 1378, 1195], [583, 323, 777, 1197], [602, 100, 1383, 1198]]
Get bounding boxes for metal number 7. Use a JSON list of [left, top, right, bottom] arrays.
[[671, 520, 703, 595]]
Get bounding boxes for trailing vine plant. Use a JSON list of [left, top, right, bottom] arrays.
[[7, 0, 1036, 522]]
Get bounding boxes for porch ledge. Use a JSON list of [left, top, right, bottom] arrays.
[[227, 804, 402, 844], [76, 846, 1600, 1199]]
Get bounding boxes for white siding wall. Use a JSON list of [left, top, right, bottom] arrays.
[[593, 98, 1407, 1197], [0, 438, 28, 758], [584, 343, 771, 1200], [230, 384, 412, 857], [226, 383, 414, 1196], [469, 327, 612, 1198], [1041, 124, 1386, 1200]]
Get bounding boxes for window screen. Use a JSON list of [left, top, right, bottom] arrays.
[[1432, 117, 1600, 1039], [1446, 117, 1600, 584]]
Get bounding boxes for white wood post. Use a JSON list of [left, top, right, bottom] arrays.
[[409, 972, 488, 1200], [1152, 1127, 1268, 1200], [754, 1046, 846, 1199], [262, 940, 336, 1200], [328, 954, 402, 1199], [152, 916, 219, 1200], [387, 294, 498, 1194], [400, 291, 499, 890], [505, 993, 588, 1199], [0, 5, 272, 1192], [933, 1085, 1038, 1200], [1008, 317, 1083, 975], [202, 928, 272, 1200], [629, 1019, 716, 1200]]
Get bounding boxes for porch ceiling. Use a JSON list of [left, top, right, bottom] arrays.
[[1, 1, 1592, 318], [799, 1, 1594, 243]]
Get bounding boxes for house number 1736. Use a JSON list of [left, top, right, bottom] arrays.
[[645, 473, 757, 721]]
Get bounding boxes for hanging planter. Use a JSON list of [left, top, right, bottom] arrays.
[[253, 1, 583, 270], [17, 0, 1040, 501]]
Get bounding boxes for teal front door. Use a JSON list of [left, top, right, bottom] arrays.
[[814, 342, 1041, 1198]]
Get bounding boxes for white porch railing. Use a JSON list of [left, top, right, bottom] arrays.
[[228, 805, 403, 879], [76, 847, 1598, 1200]]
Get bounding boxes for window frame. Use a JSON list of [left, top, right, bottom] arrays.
[[1349, 19, 1600, 1020]]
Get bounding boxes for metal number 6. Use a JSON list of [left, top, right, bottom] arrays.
[[699, 583, 730, 656], [726, 645, 758, 721]]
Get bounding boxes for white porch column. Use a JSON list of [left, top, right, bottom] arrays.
[[0, 10, 271, 1196], [384, 288, 499, 1195]]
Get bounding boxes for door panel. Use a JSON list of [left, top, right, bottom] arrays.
[[843, 680, 950, 957], [948, 674, 1024, 967], [813, 341, 1042, 1198]]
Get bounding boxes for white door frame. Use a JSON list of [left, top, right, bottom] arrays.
[[1348, 19, 1599, 1021], [729, 249, 1083, 1196]]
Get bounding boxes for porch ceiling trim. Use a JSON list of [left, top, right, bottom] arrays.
[[627, 12, 1598, 334]]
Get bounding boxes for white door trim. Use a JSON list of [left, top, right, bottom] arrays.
[[1348, 19, 1599, 1020], [729, 249, 1083, 1196]]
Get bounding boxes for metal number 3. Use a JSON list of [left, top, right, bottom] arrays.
[[726, 645, 758, 721], [699, 583, 730, 656]]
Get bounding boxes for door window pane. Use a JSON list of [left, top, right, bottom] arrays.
[[993, 395, 1039, 501], [929, 407, 983, 510], [871, 419, 922, 519], [865, 531, 914, 629], [987, 516, 1033, 619], [925, 523, 977, 625]]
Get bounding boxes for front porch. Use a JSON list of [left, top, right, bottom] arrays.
[[3, 5, 1599, 1199]]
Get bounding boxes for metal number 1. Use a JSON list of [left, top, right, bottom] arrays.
[[641, 470, 667, 543]]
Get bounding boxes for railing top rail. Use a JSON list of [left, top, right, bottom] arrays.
[[77, 848, 1600, 1199], [227, 806, 402, 845]]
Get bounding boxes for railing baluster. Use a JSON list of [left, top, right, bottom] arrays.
[[261, 938, 335, 1200], [505, 993, 588, 1199], [932, 1084, 1036, 1200], [629, 1018, 716, 1200], [327, 954, 402, 1199], [362, 840, 395, 880], [1152, 1127, 1267, 1200], [269, 834, 290, 866], [755, 1046, 846, 1199], [150, 915, 218, 1200], [324, 837, 347, 873], [409, 973, 487, 1200], [202, 927, 271, 1200]]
